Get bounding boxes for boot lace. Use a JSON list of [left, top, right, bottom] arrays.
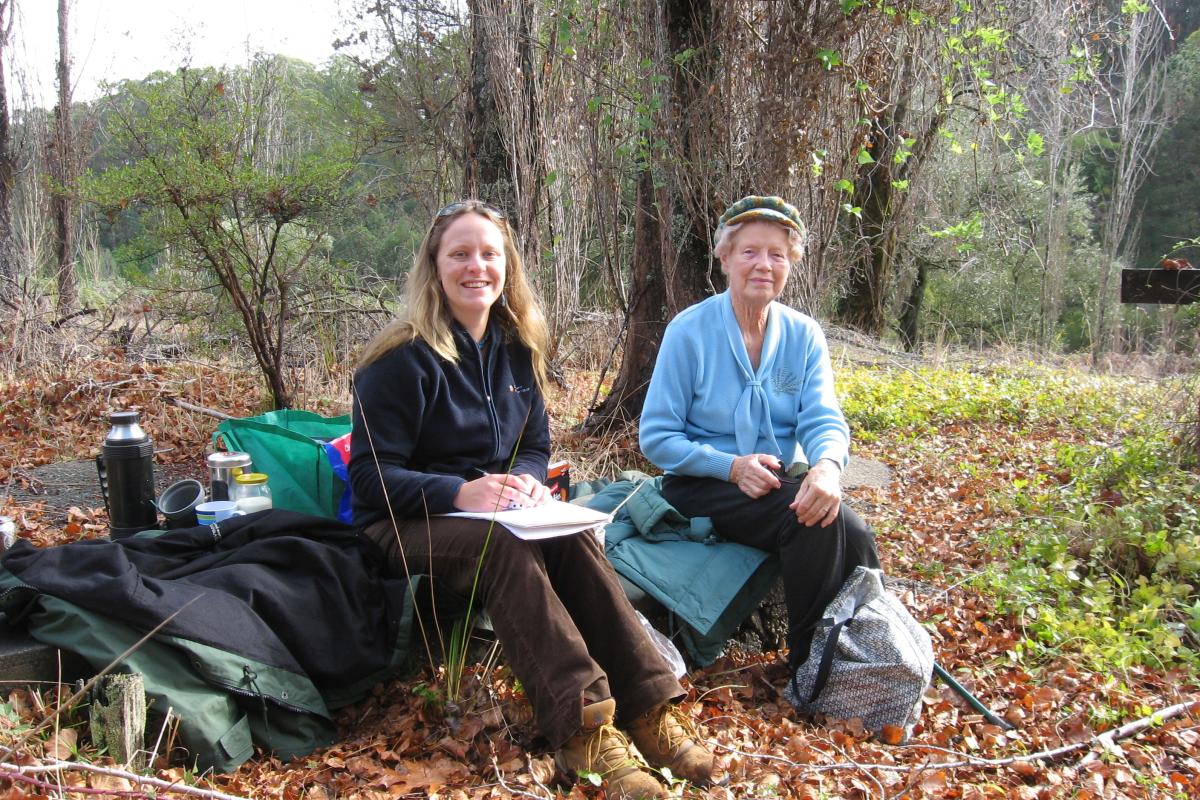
[[584, 723, 642, 776], [648, 705, 700, 753]]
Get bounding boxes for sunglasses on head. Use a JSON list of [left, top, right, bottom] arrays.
[[435, 200, 506, 220]]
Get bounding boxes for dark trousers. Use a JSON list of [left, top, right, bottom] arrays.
[[662, 474, 880, 665], [363, 517, 682, 747]]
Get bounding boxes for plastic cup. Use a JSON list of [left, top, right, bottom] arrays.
[[158, 479, 205, 529], [195, 500, 245, 525]]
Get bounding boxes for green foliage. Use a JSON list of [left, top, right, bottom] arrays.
[[842, 363, 1197, 670], [986, 433, 1200, 670], [81, 57, 366, 406], [839, 362, 1160, 442], [815, 48, 843, 70], [907, 127, 1102, 349]]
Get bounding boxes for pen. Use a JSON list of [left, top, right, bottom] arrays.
[[470, 467, 537, 509]]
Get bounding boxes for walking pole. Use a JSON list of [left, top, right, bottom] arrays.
[[933, 663, 1016, 731]]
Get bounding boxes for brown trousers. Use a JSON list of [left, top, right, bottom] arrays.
[[363, 516, 683, 747]]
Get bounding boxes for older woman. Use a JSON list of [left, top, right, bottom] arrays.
[[350, 200, 712, 800], [640, 195, 880, 673]]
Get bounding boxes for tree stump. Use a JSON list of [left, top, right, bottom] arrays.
[[89, 673, 146, 770]]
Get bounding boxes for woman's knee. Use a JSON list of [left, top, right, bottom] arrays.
[[839, 508, 879, 559], [477, 529, 545, 576]]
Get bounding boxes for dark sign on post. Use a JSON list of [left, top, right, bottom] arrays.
[[1120, 268, 1200, 305]]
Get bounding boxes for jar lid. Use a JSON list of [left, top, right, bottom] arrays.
[[235, 472, 268, 484], [208, 451, 253, 468]]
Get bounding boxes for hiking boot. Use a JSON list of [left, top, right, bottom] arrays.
[[555, 698, 668, 800], [627, 701, 715, 786]]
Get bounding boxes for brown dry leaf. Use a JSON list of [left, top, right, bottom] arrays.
[[6, 690, 31, 721], [438, 735, 470, 760], [918, 769, 949, 791], [346, 754, 382, 778], [879, 724, 905, 745], [455, 714, 484, 740], [528, 754, 555, 786], [46, 727, 78, 760], [89, 774, 133, 794], [1007, 786, 1039, 800]]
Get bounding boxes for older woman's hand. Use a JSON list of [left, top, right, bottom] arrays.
[[788, 459, 842, 528], [729, 453, 783, 498]]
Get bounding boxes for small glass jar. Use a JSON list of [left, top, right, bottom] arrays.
[[232, 472, 273, 513]]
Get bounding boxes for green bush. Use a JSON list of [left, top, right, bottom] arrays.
[[986, 435, 1199, 669], [839, 362, 1197, 671]]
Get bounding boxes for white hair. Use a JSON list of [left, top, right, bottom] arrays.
[[713, 220, 807, 264]]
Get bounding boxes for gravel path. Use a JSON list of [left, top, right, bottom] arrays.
[[3, 458, 206, 525]]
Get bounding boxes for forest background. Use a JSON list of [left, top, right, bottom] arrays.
[[1, 0, 1200, 798]]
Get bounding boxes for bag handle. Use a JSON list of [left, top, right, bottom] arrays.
[[790, 617, 850, 705]]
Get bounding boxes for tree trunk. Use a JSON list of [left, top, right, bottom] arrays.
[[51, 0, 77, 315], [1092, 9, 1171, 361], [663, 0, 718, 314], [896, 259, 928, 351], [834, 44, 944, 337], [584, 168, 670, 429], [584, 0, 715, 431], [837, 118, 897, 336], [464, 0, 513, 211], [0, 1, 15, 305]]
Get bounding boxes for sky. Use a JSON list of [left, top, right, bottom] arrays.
[[12, 0, 350, 108]]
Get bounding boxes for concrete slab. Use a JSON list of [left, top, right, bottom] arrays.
[[844, 457, 892, 490], [0, 625, 89, 685]]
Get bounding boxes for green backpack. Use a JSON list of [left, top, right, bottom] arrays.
[[214, 410, 351, 520]]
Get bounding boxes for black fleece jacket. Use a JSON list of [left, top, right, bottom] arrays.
[[349, 317, 550, 526]]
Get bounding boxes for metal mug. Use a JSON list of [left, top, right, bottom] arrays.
[[206, 452, 253, 501]]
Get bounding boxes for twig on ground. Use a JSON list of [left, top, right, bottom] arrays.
[[819, 733, 887, 799], [166, 397, 235, 420], [0, 756, 249, 800], [0, 768, 146, 797], [713, 698, 1198, 774], [524, 753, 556, 798], [490, 756, 551, 799]]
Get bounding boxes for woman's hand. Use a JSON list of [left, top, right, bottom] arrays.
[[788, 459, 842, 528], [729, 453, 783, 498], [454, 472, 551, 512]]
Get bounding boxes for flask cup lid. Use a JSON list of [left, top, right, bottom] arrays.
[[104, 410, 148, 443]]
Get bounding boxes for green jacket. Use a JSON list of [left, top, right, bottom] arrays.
[[0, 511, 411, 773], [580, 473, 779, 664]]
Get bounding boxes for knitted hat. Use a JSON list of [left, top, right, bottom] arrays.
[[714, 195, 806, 247]]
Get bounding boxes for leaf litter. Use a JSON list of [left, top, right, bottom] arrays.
[[0, 352, 1196, 799]]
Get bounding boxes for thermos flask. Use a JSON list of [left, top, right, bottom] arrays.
[[96, 411, 158, 538]]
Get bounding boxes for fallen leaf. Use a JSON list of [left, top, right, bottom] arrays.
[[46, 727, 78, 760]]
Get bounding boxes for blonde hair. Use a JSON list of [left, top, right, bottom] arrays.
[[358, 201, 550, 391], [713, 220, 807, 265]]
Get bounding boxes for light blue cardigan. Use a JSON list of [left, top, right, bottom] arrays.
[[640, 291, 850, 478]]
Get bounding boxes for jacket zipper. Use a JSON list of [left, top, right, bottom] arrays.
[[472, 335, 503, 463], [194, 666, 314, 715]]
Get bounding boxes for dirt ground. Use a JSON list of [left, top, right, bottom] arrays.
[[2, 458, 207, 526]]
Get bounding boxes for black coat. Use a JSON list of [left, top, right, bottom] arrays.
[[1, 509, 407, 694], [349, 317, 551, 526]]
